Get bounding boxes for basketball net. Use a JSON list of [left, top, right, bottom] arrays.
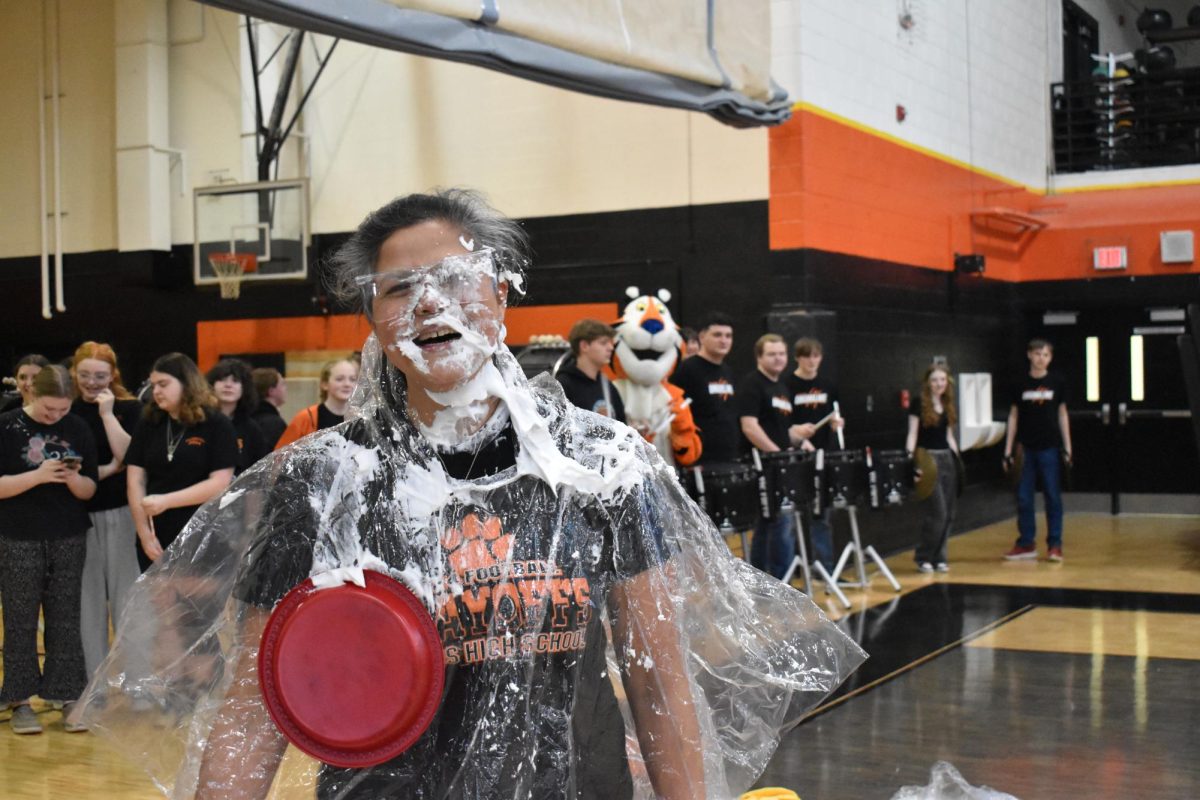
[[208, 253, 256, 299]]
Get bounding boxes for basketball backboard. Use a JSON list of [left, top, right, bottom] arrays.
[[193, 179, 310, 288]]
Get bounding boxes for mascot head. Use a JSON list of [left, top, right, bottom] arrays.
[[612, 287, 682, 386]]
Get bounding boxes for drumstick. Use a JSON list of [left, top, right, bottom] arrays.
[[810, 411, 836, 431], [833, 402, 845, 450]]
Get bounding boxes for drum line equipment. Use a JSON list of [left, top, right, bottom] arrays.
[[679, 414, 924, 607]]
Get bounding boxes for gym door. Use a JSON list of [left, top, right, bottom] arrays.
[[1049, 309, 1196, 511]]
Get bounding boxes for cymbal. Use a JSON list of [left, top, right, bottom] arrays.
[[913, 448, 938, 500]]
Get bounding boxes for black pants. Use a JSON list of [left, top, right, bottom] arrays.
[[0, 535, 89, 703]]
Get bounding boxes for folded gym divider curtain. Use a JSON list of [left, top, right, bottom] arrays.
[[199, 0, 790, 127]]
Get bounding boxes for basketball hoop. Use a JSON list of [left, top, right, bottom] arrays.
[[208, 253, 256, 299]]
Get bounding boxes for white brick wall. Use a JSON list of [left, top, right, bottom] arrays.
[[773, 0, 1054, 190]]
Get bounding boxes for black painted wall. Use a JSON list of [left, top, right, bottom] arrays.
[[3, 200, 1195, 553]]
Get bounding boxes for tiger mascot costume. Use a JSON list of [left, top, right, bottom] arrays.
[[609, 287, 702, 466]]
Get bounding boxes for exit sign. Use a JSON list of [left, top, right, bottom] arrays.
[[1093, 246, 1127, 270]]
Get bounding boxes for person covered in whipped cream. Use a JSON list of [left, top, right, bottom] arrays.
[[76, 189, 864, 800]]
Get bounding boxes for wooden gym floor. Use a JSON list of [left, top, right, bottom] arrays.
[[3, 512, 1199, 799]]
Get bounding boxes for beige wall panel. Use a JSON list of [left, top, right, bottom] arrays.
[[167, 6, 245, 245], [0, 0, 116, 259], [304, 41, 766, 235], [0, 5, 45, 260]]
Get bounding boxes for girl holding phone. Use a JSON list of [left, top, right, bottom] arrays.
[[0, 365, 97, 734]]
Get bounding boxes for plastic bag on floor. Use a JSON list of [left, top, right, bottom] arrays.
[[891, 762, 1019, 800]]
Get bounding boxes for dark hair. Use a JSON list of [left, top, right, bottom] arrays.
[[920, 364, 957, 429], [698, 312, 734, 333], [754, 333, 785, 358], [568, 319, 617, 356], [30, 365, 73, 399], [680, 326, 698, 344], [206, 358, 258, 417], [327, 188, 531, 313], [1028, 338, 1053, 352], [14, 354, 50, 375], [793, 337, 823, 359], [252, 367, 282, 400], [146, 353, 216, 425]]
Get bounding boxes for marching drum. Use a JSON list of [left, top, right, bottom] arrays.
[[678, 464, 761, 532], [756, 450, 816, 518], [818, 449, 868, 509], [867, 448, 914, 509]]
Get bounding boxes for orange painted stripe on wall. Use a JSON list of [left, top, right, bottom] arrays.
[[196, 303, 618, 371], [770, 106, 1200, 282]]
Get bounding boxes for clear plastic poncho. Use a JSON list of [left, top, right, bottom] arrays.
[[76, 334, 866, 800]]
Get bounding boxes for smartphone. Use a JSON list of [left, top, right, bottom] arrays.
[[61, 455, 82, 469]]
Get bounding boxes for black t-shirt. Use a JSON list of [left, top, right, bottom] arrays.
[[317, 404, 344, 430], [1013, 371, 1068, 450], [71, 397, 143, 512], [912, 396, 950, 450], [786, 372, 838, 451], [736, 370, 793, 452], [670, 355, 739, 464], [554, 362, 626, 423], [0, 408, 98, 540], [235, 414, 664, 800], [125, 412, 239, 541], [227, 410, 270, 475], [250, 402, 288, 449]]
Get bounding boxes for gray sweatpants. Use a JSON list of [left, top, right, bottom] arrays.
[[80, 506, 140, 676], [914, 449, 958, 565]]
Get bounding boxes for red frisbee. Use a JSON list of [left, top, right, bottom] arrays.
[[258, 570, 444, 768]]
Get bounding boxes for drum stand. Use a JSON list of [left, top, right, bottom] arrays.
[[828, 505, 902, 593], [780, 503, 851, 609], [719, 521, 752, 564]]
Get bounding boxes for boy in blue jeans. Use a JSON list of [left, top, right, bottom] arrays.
[[1003, 339, 1073, 562]]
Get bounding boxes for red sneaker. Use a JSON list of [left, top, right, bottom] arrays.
[[1047, 547, 1064, 563], [1003, 544, 1038, 561]]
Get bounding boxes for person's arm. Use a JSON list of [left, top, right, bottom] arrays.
[[787, 422, 816, 446], [196, 606, 289, 799], [97, 460, 123, 480], [1003, 404, 1018, 469], [142, 468, 234, 517], [1058, 403, 1072, 462], [126, 464, 162, 561], [739, 416, 780, 452], [0, 459, 68, 498], [905, 414, 920, 454], [97, 391, 133, 461], [612, 565, 706, 800]]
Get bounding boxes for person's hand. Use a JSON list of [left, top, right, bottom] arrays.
[[142, 494, 169, 516], [799, 439, 816, 452], [790, 423, 816, 440], [1062, 448, 1073, 466], [1002, 453, 1014, 473], [831, 415, 845, 431], [36, 459, 71, 484], [95, 389, 115, 417], [139, 531, 164, 562]]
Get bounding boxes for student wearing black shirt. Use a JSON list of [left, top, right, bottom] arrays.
[[70, 341, 144, 677], [785, 337, 844, 570], [738, 334, 808, 579], [555, 318, 626, 423], [126, 353, 237, 571], [670, 312, 739, 465], [275, 359, 359, 449], [1003, 339, 1073, 562], [0, 365, 97, 734], [207, 358, 271, 474], [906, 365, 960, 573], [251, 367, 289, 448]]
